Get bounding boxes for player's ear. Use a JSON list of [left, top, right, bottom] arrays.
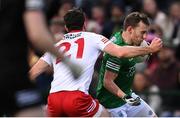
[[83, 20, 87, 31], [64, 25, 69, 32], [127, 26, 133, 34]]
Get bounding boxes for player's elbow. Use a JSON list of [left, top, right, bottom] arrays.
[[28, 31, 41, 43], [117, 51, 126, 58], [103, 78, 111, 88]]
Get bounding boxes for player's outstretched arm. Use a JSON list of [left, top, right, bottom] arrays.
[[24, 10, 64, 60], [103, 38, 162, 58], [24, 8, 82, 79], [29, 59, 50, 81]]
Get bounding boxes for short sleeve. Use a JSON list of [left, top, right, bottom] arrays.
[[40, 52, 53, 66], [92, 34, 111, 51], [26, 0, 44, 11], [105, 56, 121, 73]]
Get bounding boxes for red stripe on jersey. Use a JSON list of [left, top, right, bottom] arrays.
[[101, 38, 109, 44]]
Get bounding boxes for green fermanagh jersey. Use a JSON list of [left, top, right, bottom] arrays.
[[96, 31, 139, 108]]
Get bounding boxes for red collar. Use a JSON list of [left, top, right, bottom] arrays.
[[69, 30, 82, 33]]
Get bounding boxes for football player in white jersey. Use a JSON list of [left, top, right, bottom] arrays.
[[29, 8, 162, 117]]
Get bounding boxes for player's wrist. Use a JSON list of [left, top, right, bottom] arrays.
[[61, 57, 82, 79], [122, 94, 130, 101], [62, 56, 70, 65], [143, 46, 154, 54], [122, 94, 141, 106]]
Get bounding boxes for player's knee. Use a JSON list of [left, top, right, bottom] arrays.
[[94, 104, 110, 117], [153, 114, 158, 118], [99, 108, 111, 117]]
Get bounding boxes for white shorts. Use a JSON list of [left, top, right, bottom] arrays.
[[108, 93, 156, 117]]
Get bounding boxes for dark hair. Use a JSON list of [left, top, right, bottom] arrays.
[[64, 8, 85, 31], [123, 12, 150, 30]]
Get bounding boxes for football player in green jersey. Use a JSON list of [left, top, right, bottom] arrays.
[[96, 12, 158, 117]]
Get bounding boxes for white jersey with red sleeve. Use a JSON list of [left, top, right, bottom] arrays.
[[41, 31, 111, 94]]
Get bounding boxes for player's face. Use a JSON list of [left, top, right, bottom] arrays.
[[131, 21, 148, 46]]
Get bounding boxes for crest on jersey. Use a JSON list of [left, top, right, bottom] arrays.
[[128, 58, 134, 61], [110, 36, 116, 42]]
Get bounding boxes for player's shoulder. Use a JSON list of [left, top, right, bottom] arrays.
[[54, 40, 64, 47], [83, 31, 102, 37], [83, 32, 106, 40], [110, 32, 123, 45], [113, 32, 121, 37]]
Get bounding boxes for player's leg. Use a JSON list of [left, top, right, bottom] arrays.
[[62, 90, 110, 117], [47, 92, 64, 116], [126, 93, 157, 117], [127, 100, 157, 117], [93, 104, 110, 117], [107, 104, 128, 117]]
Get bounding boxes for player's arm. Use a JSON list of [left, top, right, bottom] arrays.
[[24, 0, 82, 78], [104, 70, 141, 106], [134, 40, 151, 63], [103, 70, 126, 98], [103, 37, 162, 58], [103, 57, 141, 106], [102, 57, 125, 98], [29, 59, 50, 81], [24, 0, 64, 59], [24, 11, 81, 77]]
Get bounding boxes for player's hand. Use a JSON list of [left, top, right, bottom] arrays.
[[68, 62, 82, 79], [63, 58, 82, 79], [122, 94, 141, 106], [149, 38, 163, 53]]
